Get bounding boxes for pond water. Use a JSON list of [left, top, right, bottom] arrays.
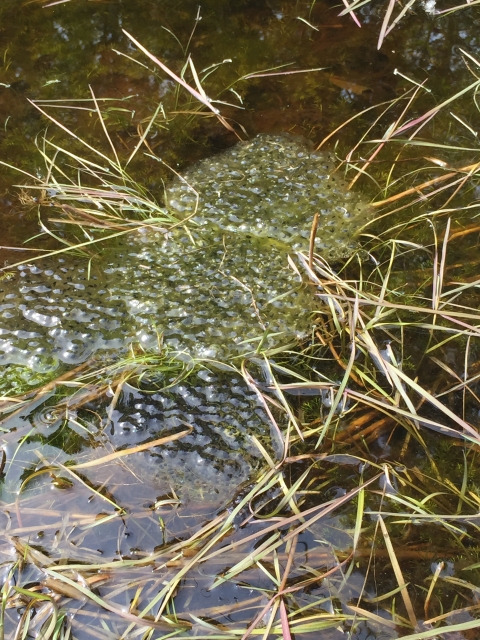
[[1, 1, 480, 639]]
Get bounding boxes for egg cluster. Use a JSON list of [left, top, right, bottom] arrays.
[[0, 227, 315, 372], [166, 134, 369, 255], [108, 369, 273, 504], [0, 134, 370, 500]]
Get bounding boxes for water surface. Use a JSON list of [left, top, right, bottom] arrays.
[[1, 1, 480, 638]]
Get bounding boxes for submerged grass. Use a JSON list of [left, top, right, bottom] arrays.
[[1, 33, 480, 640], [337, 0, 478, 49]]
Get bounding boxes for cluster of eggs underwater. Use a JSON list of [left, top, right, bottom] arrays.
[[0, 134, 370, 501]]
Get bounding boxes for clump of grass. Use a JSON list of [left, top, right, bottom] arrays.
[[321, 48, 480, 225], [337, 0, 477, 49], [2, 33, 480, 640]]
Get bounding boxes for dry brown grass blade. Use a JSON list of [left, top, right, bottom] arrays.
[[320, 335, 364, 387], [424, 560, 443, 618], [425, 603, 480, 625], [336, 413, 394, 444], [279, 599, 292, 640], [46, 570, 190, 631], [304, 407, 398, 448], [346, 388, 474, 442], [377, 0, 396, 50], [122, 30, 240, 138], [180, 595, 265, 621], [314, 291, 480, 321], [378, 515, 417, 628], [372, 171, 459, 207], [279, 534, 297, 586], [308, 213, 319, 270], [122, 30, 219, 115], [58, 204, 128, 231], [371, 161, 480, 208], [69, 427, 192, 469], [348, 605, 401, 629], [243, 67, 326, 79], [446, 223, 480, 242], [9, 536, 53, 568], [43, 578, 86, 600]]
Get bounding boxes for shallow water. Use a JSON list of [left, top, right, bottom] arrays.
[[1, 1, 480, 639]]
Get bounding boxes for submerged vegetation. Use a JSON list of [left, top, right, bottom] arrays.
[[1, 1, 480, 639]]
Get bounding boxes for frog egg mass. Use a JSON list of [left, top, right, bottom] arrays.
[[0, 134, 371, 501], [0, 135, 370, 368], [166, 134, 369, 254]]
